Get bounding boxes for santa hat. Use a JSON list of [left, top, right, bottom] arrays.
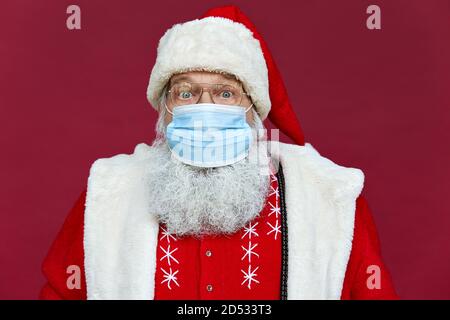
[[147, 5, 305, 145]]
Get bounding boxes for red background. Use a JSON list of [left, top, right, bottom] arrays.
[[1, 0, 449, 299]]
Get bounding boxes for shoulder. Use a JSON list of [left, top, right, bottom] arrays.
[[271, 141, 365, 201], [86, 143, 157, 191], [89, 143, 155, 172], [274, 141, 364, 181]]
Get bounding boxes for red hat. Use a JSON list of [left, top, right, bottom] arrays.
[[147, 5, 305, 145]]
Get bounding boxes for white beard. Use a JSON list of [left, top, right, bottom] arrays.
[[147, 127, 271, 238]]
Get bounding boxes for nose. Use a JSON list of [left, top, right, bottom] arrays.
[[198, 88, 214, 103]]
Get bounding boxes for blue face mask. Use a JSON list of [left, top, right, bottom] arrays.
[[165, 103, 253, 167]]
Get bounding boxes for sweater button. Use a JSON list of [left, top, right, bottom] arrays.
[[205, 250, 212, 257], [206, 284, 213, 292]]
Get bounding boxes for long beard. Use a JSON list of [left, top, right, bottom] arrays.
[[147, 136, 271, 238]]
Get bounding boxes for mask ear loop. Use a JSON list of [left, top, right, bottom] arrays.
[[164, 102, 174, 115], [244, 103, 254, 113]]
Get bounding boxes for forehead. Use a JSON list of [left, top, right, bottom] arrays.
[[169, 71, 240, 86]]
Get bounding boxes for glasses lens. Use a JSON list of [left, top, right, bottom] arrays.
[[170, 83, 201, 106], [212, 84, 242, 105]]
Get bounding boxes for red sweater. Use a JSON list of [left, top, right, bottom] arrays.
[[40, 181, 398, 300]]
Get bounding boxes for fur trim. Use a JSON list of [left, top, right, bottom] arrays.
[[269, 142, 364, 299], [83, 142, 364, 299], [84, 147, 160, 299], [146, 16, 271, 120]]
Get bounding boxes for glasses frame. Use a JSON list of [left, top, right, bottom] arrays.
[[166, 81, 252, 108]]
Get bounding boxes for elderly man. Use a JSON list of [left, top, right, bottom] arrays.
[[40, 5, 398, 300]]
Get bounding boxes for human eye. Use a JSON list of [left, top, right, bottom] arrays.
[[216, 85, 238, 99], [178, 91, 193, 100], [220, 90, 234, 99], [174, 83, 196, 100]]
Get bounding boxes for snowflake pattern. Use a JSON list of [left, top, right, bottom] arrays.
[[268, 201, 281, 218], [241, 241, 260, 263], [159, 224, 181, 290], [160, 244, 180, 266], [269, 185, 279, 200], [161, 267, 180, 290], [239, 168, 281, 290], [266, 220, 281, 240], [241, 265, 260, 289], [160, 226, 177, 243], [241, 221, 259, 240]]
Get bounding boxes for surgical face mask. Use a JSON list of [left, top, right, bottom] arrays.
[[165, 103, 253, 168]]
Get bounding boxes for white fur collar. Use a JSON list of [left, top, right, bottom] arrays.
[[84, 141, 364, 299]]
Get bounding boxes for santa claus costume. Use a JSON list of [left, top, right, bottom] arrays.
[[40, 5, 398, 300]]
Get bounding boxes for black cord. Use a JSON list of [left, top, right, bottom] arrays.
[[277, 163, 289, 300]]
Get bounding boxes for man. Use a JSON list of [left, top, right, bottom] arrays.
[[40, 5, 398, 300]]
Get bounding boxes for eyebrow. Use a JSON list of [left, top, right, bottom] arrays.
[[170, 74, 240, 86], [171, 75, 192, 84]]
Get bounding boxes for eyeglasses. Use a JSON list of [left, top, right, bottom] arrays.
[[167, 82, 252, 108]]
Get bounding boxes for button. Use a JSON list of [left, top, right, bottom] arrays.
[[206, 284, 213, 292], [205, 250, 212, 257]]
